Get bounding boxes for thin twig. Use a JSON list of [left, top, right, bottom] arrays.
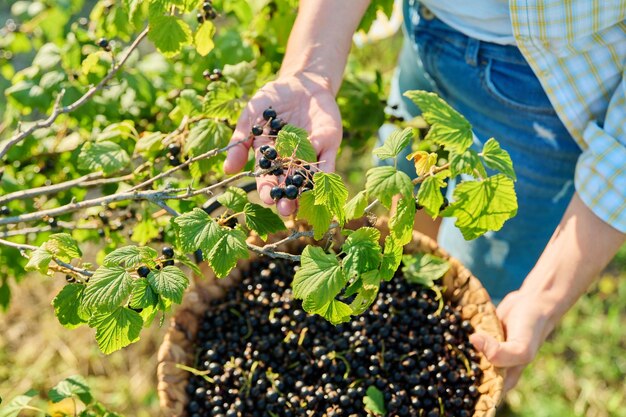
[[0, 173, 103, 205], [413, 162, 451, 185], [0, 27, 149, 159], [0, 221, 99, 238], [129, 137, 249, 192], [246, 242, 301, 262]]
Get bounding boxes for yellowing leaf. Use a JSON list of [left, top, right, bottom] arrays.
[[195, 21, 215, 56], [406, 150, 437, 177]]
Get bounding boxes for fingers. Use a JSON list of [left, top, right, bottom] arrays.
[[224, 110, 254, 174], [503, 365, 525, 393], [470, 333, 533, 368]]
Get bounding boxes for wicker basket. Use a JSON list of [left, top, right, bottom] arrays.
[[157, 218, 505, 417]]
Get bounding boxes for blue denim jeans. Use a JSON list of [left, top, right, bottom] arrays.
[[378, 1, 582, 303]]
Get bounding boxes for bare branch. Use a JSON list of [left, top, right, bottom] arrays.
[[0, 173, 103, 205], [0, 27, 149, 159], [0, 238, 37, 251], [129, 137, 250, 192], [246, 242, 301, 262], [0, 171, 256, 226], [0, 221, 99, 238], [52, 259, 94, 277]]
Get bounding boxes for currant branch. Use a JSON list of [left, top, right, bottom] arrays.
[[0, 27, 149, 159]]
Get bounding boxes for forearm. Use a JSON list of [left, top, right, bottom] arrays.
[[280, 0, 372, 95], [521, 193, 625, 330]]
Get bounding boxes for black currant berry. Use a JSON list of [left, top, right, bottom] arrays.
[[270, 186, 284, 201], [48, 218, 58, 228], [415, 199, 424, 210], [0, 205, 10, 216], [197, 12, 205, 23], [202, 69, 211, 79], [284, 185, 299, 200], [258, 157, 272, 170], [270, 167, 283, 176], [269, 118, 284, 131], [202, 1, 213, 12], [169, 156, 182, 166], [97, 37, 109, 49], [225, 217, 238, 229], [163, 259, 175, 267], [162, 247, 175, 259], [205, 8, 217, 20], [259, 144, 270, 154], [194, 249, 203, 263], [291, 174, 304, 187], [252, 125, 264, 136], [264, 147, 278, 161], [137, 266, 150, 277], [263, 107, 277, 121], [269, 128, 280, 136], [168, 143, 181, 157]]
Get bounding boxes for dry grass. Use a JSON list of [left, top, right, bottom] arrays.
[[0, 274, 165, 416]]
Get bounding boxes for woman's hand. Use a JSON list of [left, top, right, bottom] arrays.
[[223, 72, 342, 216], [469, 289, 555, 393]]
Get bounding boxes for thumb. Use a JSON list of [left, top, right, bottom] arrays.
[[470, 333, 532, 368], [317, 148, 337, 173]]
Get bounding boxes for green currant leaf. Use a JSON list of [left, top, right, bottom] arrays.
[[297, 191, 332, 240], [147, 15, 192, 58], [349, 270, 381, 315], [363, 386, 387, 416], [217, 187, 249, 212], [344, 190, 368, 221], [78, 141, 131, 176], [275, 125, 317, 162], [482, 138, 516, 180], [417, 172, 448, 218], [184, 119, 232, 176], [372, 127, 413, 160], [208, 228, 249, 278], [223, 62, 257, 96], [404, 90, 473, 152], [380, 235, 403, 281], [442, 174, 518, 240], [174, 208, 224, 253], [103, 245, 158, 269], [88, 307, 143, 354], [402, 253, 450, 287], [82, 265, 134, 311], [24, 247, 53, 274], [0, 390, 37, 417], [389, 196, 416, 246], [313, 172, 349, 224], [129, 278, 159, 309], [342, 227, 382, 278], [449, 149, 487, 178], [121, 0, 142, 22], [203, 81, 245, 124], [303, 298, 352, 325], [365, 166, 413, 208], [48, 375, 92, 404], [195, 20, 216, 56], [293, 246, 347, 311], [243, 203, 287, 241], [130, 217, 160, 246], [134, 132, 165, 157], [175, 89, 203, 117], [52, 284, 88, 329], [45, 234, 82, 262], [147, 266, 189, 304]]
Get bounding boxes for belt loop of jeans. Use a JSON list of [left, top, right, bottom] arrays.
[[465, 38, 480, 67]]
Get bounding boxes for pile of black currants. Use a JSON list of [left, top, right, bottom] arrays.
[[186, 258, 484, 417]]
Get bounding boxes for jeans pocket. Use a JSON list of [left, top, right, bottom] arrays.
[[481, 58, 557, 115]]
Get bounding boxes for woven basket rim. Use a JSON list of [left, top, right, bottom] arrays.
[[157, 219, 505, 417]]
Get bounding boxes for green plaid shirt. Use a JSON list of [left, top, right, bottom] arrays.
[[510, 0, 626, 232]]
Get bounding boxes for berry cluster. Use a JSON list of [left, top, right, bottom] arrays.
[[167, 142, 183, 166], [186, 258, 483, 417], [197, 1, 217, 23], [252, 108, 316, 201], [203, 68, 223, 82]]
